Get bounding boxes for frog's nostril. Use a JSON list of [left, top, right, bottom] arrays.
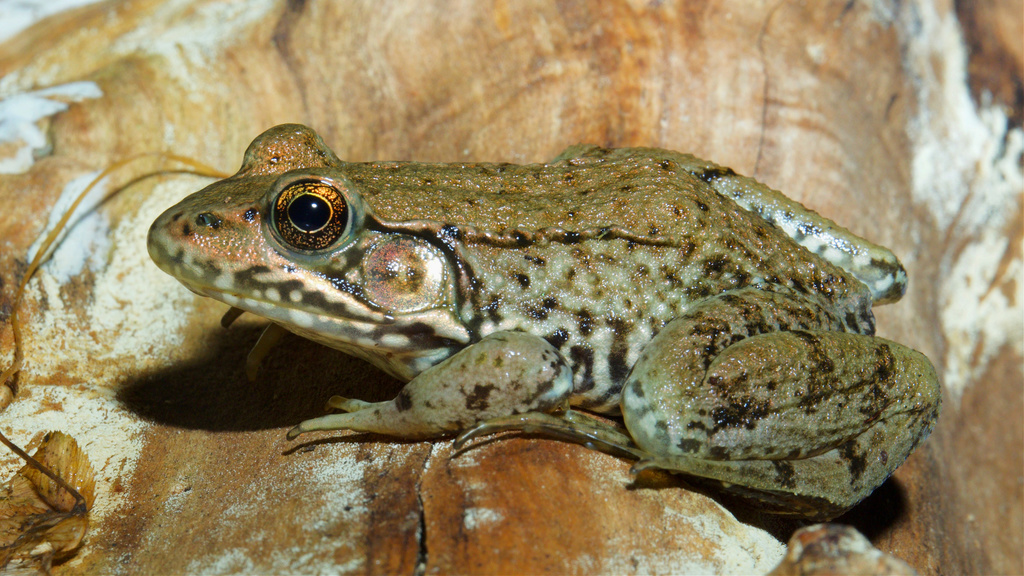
[[195, 212, 222, 229]]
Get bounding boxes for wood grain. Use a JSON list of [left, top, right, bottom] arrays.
[[0, 0, 1020, 573]]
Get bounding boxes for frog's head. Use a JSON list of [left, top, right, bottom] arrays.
[[148, 124, 468, 379]]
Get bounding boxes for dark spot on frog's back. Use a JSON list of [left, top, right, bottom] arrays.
[[873, 343, 896, 381], [514, 273, 530, 288], [606, 317, 632, 384], [702, 255, 729, 276], [839, 441, 868, 484], [465, 384, 496, 411], [394, 389, 413, 412], [439, 224, 463, 242], [676, 438, 702, 454], [772, 461, 797, 490], [545, 328, 570, 349], [694, 166, 737, 184], [569, 345, 595, 392], [576, 310, 595, 336], [513, 231, 530, 247], [523, 255, 546, 266], [523, 302, 550, 321], [710, 397, 770, 433]]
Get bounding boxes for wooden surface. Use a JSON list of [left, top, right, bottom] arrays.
[[0, 0, 1021, 574]]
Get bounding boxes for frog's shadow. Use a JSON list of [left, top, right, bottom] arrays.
[[629, 467, 908, 542], [117, 323, 406, 432], [118, 323, 908, 540]]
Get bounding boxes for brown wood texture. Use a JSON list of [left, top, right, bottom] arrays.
[[1, 0, 1021, 574]]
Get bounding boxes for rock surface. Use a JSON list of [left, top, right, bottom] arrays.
[[0, 0, 1020, 574], [767, 523, 917, 576]]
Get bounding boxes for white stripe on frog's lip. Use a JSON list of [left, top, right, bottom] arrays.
[[194, 286, 472, 347], [209, 289, 467, 382]]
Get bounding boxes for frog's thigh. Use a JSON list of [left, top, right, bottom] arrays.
[[624, 325, 940, 517], [620, 288, 853, 456], [625, 323, 940, 459], [288, 331, 572, 440]]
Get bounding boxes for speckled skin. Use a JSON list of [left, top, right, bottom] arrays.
[[148, 125, 940, 519]]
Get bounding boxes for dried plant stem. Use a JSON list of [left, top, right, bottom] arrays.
[[0, 153, 230, 411]]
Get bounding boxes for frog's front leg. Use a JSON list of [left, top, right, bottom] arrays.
[[287, 331, 572, 440]]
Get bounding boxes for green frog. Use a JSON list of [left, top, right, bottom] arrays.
[[147, 124, 940, 519]]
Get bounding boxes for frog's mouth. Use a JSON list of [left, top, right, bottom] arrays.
[[166, 264, 469, 349], [161, 269, 470, 381]]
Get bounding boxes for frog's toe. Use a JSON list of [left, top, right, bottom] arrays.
[[453, 412, 544, 450], [630, 458, 659, 475], [286, 411, 393, 440], [286, 422, 309, 440], [629, 456, 699, 475], [245, 323, 288, 381], [287, 414, 342, 440], [326, 395, 374, 412]]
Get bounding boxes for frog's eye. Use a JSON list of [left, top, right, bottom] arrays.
[[272, 180, 349, 250]]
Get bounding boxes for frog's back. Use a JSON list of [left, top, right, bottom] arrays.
[[341, 145, 905, 304], [336, 145, 886, 412]]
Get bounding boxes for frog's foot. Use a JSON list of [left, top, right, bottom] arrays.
[[284, 396, 379, 438], [288, 331, 573, 441], [286, 405, 391, 440], [455, 409, 647, 460]]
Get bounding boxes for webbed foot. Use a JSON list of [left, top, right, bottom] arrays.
[[455, 409, 646, 460]]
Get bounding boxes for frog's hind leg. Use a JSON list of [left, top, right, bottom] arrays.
[[454, 410, 648, 460], [621, 289, 941, 516], [287, 331, 573, 440]]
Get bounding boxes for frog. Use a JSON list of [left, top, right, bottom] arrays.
[[147, 124, 940, 519]]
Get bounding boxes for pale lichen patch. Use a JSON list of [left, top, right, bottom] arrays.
[[109, 0, 279, 100], [572, 448, 786, 573], [463, 507, 504, 531], [21, 177, 207, 383], [0, 82, 103, 173], [895, 0, 1024, 400]]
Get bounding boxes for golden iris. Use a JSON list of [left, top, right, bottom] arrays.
[[273, 181, 348, 250]]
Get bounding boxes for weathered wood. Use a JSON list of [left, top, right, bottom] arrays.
[[0, 0, 1020, 573]]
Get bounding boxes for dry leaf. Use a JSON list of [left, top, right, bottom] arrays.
[[0, 432, 95, 574]]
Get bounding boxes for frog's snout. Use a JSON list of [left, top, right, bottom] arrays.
[[147, 202, 239, 280], [146, 206, 184, 274]]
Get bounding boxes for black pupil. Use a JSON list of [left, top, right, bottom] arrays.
[[287, 193, 332, 233]]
